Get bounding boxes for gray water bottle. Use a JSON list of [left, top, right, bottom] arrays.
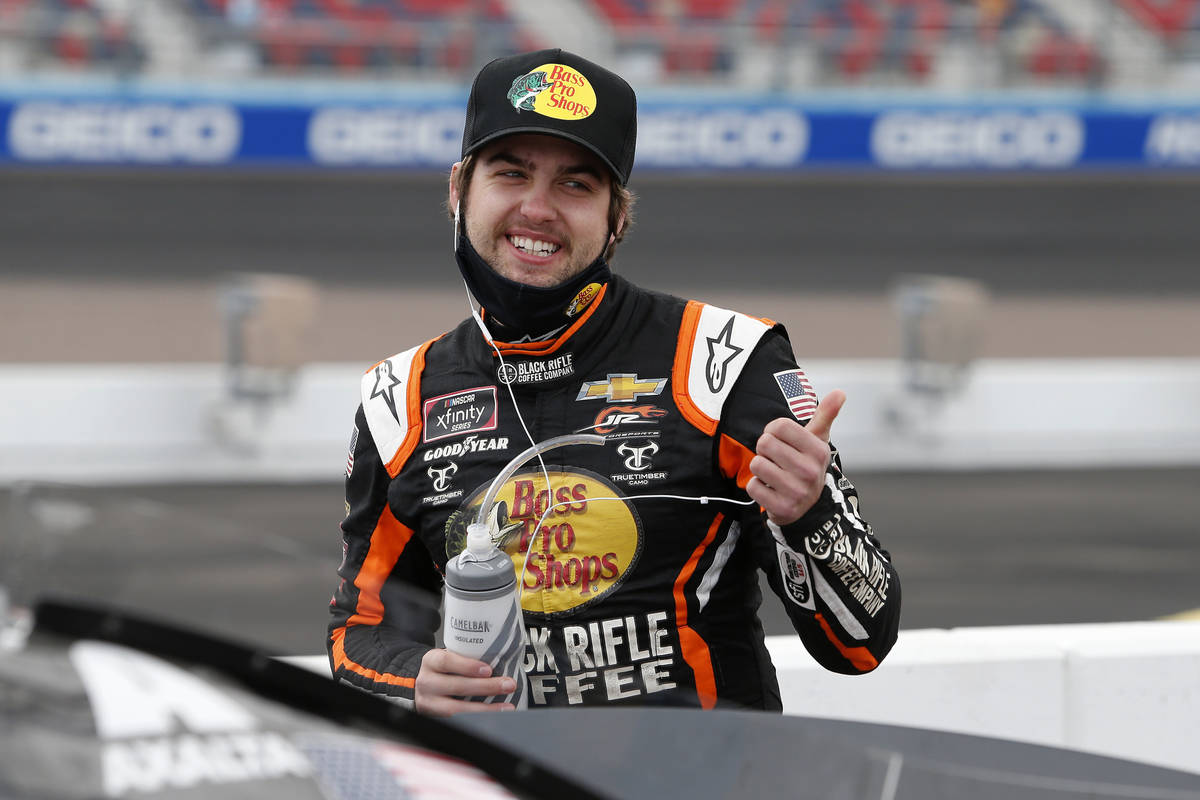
[[443, 520, 529, 708]]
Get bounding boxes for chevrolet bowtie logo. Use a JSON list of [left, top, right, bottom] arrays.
[[576, 373, 668, 403]]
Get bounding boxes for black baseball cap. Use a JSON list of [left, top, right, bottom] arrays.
[[461, 48, 637, 185]]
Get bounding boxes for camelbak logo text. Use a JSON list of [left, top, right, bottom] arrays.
[[449, 617, 491, 633]]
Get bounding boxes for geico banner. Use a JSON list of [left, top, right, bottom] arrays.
[[3, 101, 242, 164], [869, 111, 1085, 168], [3, 97, 1200, 169]]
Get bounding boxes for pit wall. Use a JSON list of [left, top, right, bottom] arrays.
[[281, 620, 1200, 776], [2, 358, 1199, 484], [768, 620, 1200, 777]]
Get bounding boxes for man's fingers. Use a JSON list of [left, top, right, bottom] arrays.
[[805, 389, 846, 443], [419, 693, 516, 717], [423, 672, 515, 699], [416, 648, 518, 716], [425, 648, 492, 677]]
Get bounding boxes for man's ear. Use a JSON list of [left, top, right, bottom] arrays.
[[448, 161, 462, 212], [613, 210, 627, 240]]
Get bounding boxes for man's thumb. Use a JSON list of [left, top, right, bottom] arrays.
[[806, 389, 846, 442]]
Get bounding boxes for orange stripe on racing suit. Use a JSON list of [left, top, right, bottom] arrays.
[[330, 504, 418, 687], [383, 339, 434, 478], [673, 513, 724, 709], [815, 613, 879, 672], [671, 300, 717, 435], [718, 433, 756, 488], [329, 627, 416, 689], [492, 283, 609, 358]]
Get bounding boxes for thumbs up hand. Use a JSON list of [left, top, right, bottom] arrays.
[[746, 389, 846, 527]]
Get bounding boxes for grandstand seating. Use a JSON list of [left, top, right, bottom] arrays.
[[1118, 0, 1200, 38], [184, 0, 529, 74], [0, 0, 143, 72], [588, 0, 1104, 84], [0, 0, 1196, 88]]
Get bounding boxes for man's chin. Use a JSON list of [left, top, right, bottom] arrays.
[[496, 263, 570, 289]]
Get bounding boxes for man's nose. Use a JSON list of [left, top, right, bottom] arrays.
[[518, 183, 556, 222]]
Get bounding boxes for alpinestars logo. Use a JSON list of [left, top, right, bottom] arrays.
[[706, 316, 744, 393], [370, 360, 403, 422]]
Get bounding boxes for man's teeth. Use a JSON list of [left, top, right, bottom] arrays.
[[509, 235, 560, 256]]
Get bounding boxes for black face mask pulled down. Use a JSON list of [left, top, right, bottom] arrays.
[[454, 222, 611, 341]]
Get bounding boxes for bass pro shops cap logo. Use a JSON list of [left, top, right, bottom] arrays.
[[446, 467, 642, 617], [507, 64, 597, 121]]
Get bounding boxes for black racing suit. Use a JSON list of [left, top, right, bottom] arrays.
[[328, 274, 900, 710]]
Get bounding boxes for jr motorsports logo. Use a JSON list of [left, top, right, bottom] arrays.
[[507, 63, 596, 120], [576, 404, 668, 438]]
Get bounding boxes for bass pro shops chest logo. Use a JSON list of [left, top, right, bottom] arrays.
[[507, 64, 597, 120], [446, 467, 642, 616]]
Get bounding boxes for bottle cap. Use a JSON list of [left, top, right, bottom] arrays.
[[465, 522, 494, 558]]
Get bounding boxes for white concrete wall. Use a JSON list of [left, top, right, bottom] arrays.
[[3, 358, 1200, 485], [767, 621, 1200, 776], [282, 621, 1200, 775]]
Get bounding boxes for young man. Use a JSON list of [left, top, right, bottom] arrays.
[[328, 49, 900, 716]]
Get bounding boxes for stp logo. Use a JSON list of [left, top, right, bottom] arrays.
[[617, 441, 659, 471], [427, 462, 458, 492]]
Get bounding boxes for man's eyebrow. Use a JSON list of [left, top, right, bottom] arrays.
[[561, 162, 605, 182], [484, 151, 529, 170]]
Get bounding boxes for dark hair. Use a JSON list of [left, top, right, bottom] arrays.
[[447, 153, 635, 262]]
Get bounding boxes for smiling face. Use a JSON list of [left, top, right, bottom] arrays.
[[450, 134, 619, 289]]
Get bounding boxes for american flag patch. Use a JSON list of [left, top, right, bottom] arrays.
[[774, 368, 817, 422], [346, 425, 359, 477]]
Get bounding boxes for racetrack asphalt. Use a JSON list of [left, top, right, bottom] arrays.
[[4, 468, 1198, 657]]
